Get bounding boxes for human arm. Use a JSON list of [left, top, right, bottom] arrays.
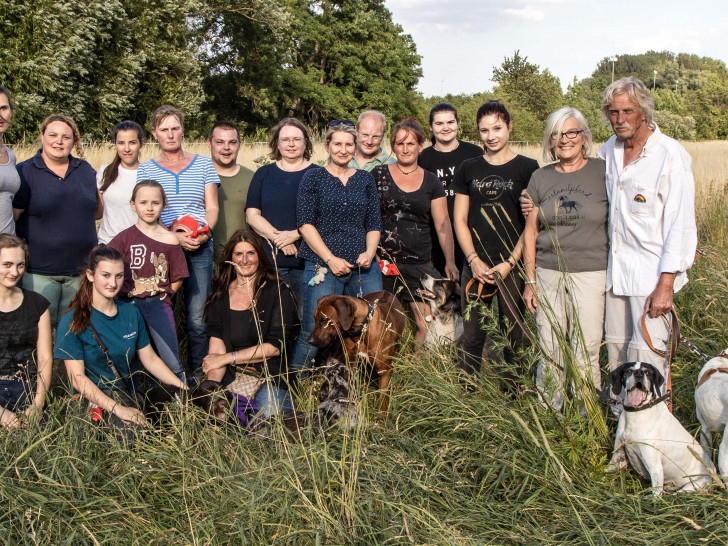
[[522, 206, 540, 314], [24, 310, 53, 423], [431, 196, 458, 281], [520, 189, 534, 217], [64, 359, 147, 426], [137, 344, 186, 388], [95, 189, 104, 221], [356, 230, 380, 269], [246, 207, 300, 250], [202, 337, 280, 374], [454, 193, 489, 284], [170, 280, 183, 294]]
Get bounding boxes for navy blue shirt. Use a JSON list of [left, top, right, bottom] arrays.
[[245, 163, 320, 269], [13, 151, 98, 275], [297, 168, 382, 266]]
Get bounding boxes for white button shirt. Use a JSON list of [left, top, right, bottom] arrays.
[[599, 124, 697, 297]]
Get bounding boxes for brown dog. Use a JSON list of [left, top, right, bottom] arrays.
[[307, 290, 406, 412]]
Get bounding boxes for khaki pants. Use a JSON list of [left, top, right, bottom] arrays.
[[534, 268, 606, 411], [604, 289, 670, 391]]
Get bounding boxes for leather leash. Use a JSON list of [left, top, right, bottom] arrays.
[[640, 307, 679, 413], [465, 277, 497, 303]]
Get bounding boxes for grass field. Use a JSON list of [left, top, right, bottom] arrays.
[[2, 140, 728, 544]]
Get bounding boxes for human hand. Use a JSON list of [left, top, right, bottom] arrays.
[[520, 189, 534, 217], [174, 231, 201, 251], [469, 257, 489, 284], [444, 261, 459, 282], [280, 244, 298, 256], [0, 409, 20, 430], [485, 262, 511, 284], [23, 405, 42, 425], [524, 283, 538, 314], [329, 256, 353, 276], [202, 353, 231, 373], [355, 251, 375, 269], [645, 282, 674, 318], [272, 230, 300, 249], [114, 405, 148, 427]]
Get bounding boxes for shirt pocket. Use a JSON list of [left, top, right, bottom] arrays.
[[627, 188, 656, 218]]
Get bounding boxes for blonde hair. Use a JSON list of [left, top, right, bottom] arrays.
[[601, 76, 655, 129], [40, 114, 84, 158]]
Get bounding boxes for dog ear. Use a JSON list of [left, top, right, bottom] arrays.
[[609, 363, 630, 396], [643, 363, 665, 390], [333, 298, 357, 331]]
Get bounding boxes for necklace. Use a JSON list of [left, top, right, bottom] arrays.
[[433, 140, 460, 153], [395, 163, 418, 175]]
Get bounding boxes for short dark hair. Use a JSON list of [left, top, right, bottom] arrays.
[[476, 100, 511, 127], [428, 103, 459, 145], [207, 120, 240, 142]]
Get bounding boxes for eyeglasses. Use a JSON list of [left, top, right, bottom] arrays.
[[328, 120, 355, 127], [279, 137, 304, 144], [551, 129, 584, 141]]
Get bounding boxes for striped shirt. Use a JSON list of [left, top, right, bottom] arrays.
[[137, 155, 220, 227]]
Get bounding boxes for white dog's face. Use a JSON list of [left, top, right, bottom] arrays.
[[610, 362, 665, 408], [417, 274, 460, 314]]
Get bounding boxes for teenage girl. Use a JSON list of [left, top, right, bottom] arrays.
[[55, 246, 186, 435], [0, 234, 52, 429], [452, 101, 539, 391], [97, 121, 145, 244], [109, 181, 189, 381]]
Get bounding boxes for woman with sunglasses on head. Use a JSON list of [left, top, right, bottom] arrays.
[[419, 103, 483, 274], [97, 121, 145, 244], [0, 86, 20, 235], [55, 245, 186, 439], [0, 235, 52, 429], [13, 114, 103, 329], [453, 101, 539, 392], [245, 118, 320, 313], [373, 117, 457, 343], [522, 107, 607, 411], [290, 120, 383, 373]]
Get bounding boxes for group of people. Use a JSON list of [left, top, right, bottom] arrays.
[[0, 74, 696, 433]]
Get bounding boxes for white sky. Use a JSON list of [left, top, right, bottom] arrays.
[[385, 0, 728, 96]]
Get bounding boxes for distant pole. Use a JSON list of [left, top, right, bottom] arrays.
[[610, 56, 618, 82], [653, 70, 657, 91], [440, 77, 445, 97]]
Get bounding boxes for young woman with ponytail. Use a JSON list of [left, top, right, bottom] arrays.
[[54, 246, 185, 436], [97, 121, 145, 244]]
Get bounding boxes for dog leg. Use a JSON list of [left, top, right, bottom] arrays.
[[719, 423, 728, 479], [377, 372, 392, 414], [695, 405, 713, 449], [606, 416, 628, 472], [644, 452, 665, 497]]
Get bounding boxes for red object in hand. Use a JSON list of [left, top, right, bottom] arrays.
[[379, 259, 400, 276], [169, 216, 210, 238]]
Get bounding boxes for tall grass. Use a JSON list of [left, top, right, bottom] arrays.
[[2, 140, 727, 543]]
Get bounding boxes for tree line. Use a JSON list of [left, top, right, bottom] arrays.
[[2, 0, 727, 142]]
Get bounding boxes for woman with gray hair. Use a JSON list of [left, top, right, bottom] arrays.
[[522, 106, 608, 411], [290, 120, 383, 373]]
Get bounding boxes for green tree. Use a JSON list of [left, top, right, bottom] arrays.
[[0, 0, 206, 140]]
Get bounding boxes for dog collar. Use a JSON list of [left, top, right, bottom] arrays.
[[346, 299, 377, 337], [622, 391, 672, 412]]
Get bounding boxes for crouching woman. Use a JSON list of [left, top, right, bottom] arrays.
[[55, 246, 185, 437], [202, 229, 299, 417]]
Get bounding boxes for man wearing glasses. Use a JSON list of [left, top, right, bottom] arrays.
[[349, 110, 395, 171]]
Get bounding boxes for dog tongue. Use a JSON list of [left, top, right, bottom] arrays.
[[627, 388, 646, 407]]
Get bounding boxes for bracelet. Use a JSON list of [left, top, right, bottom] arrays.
[[325, 253, 333, 264], [525, 280, 537, 285], [465, 250, 476, 262], [506, 257, 516, 268], [231, 351, 237, 365]]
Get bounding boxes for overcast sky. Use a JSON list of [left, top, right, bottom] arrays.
[[385, 0, 728, 97]]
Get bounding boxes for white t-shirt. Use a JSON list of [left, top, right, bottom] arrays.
[[96, 164, 139, 244]]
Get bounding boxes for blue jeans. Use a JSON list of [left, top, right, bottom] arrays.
[[290, 260, 382, 373], [0, 380, 33, 412], [130, 297, 186, 382], [253, 382, 293, 417], [183, 240, 213, 378], [276, 266, 304, 320], [22, 273, 79, 329]]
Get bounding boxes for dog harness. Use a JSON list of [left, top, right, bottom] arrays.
[[345, 298, 377, 337]]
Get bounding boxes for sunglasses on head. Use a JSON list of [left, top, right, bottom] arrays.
[[327, 119, 355, 127]]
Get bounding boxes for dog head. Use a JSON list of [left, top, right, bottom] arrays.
[[317, 356, 360, 428], [417, 274, 461, 316], [190, 380, 230, 421], [609, 362, 664, 408], [307, 295, 358, 348]]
